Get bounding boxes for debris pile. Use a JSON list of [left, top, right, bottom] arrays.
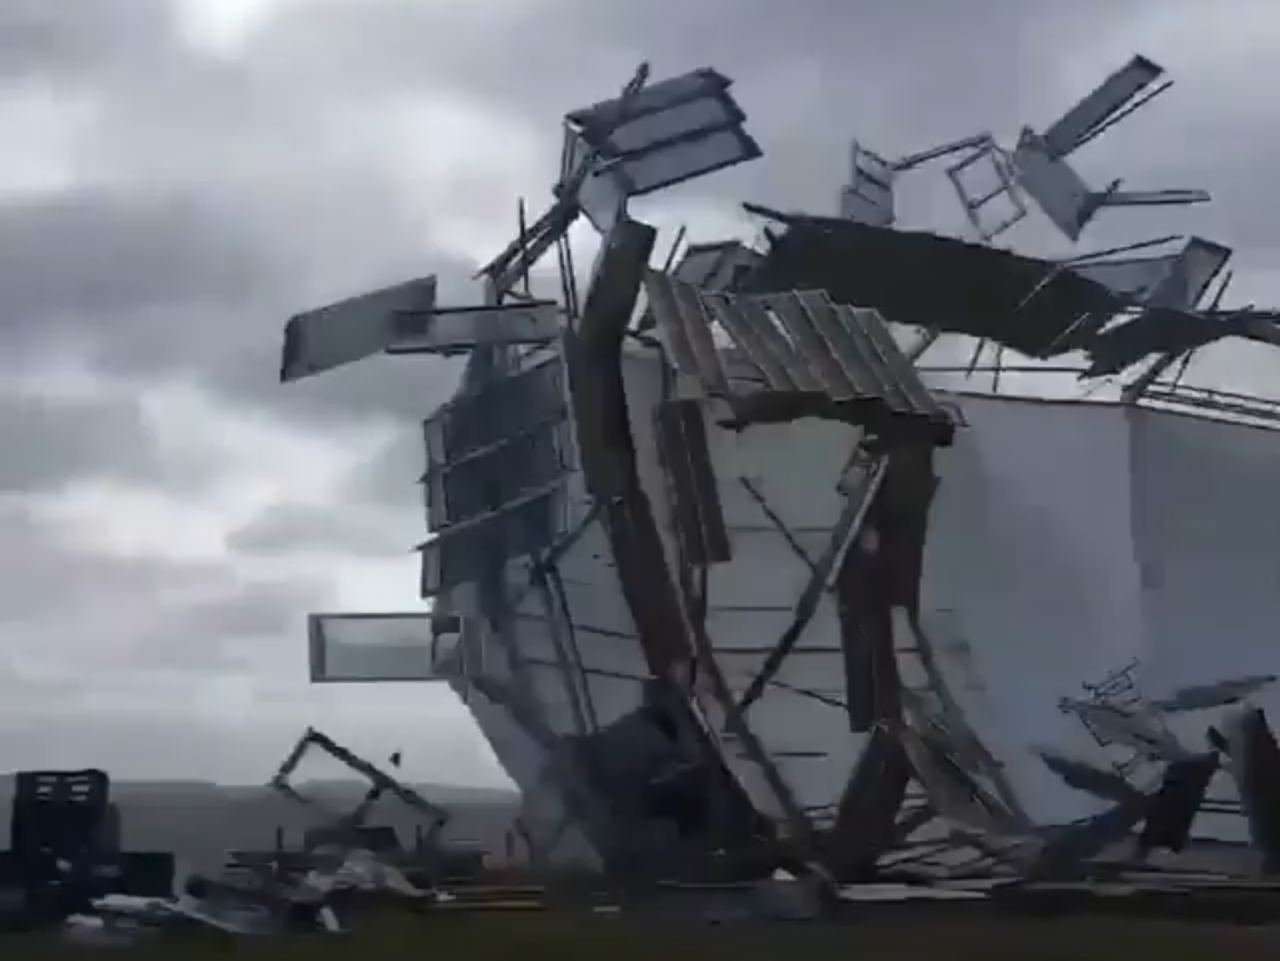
[[261, 49, 1280, 933]]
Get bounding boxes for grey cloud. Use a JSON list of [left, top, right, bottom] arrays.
[[0, 187, 287, 364], [221, 0, 1280, 284], [227, 501, 413, 558], [243, 0, 1150, 208], [0, 389, 160, 493], [7, 0, 1269, 411], [134, 577, 327, 673], [340, 422, 429, 512], [0, 0, 1274, 785], [0, 0, 1272, 489], [244, 345, 464, 427], [0, 178, 472, 425], [0, 501, 327, 674], [228, 420, 432, 558], [0, 0, 174, 86]]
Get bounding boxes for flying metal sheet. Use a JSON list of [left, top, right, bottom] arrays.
[[1041, 55, 1165, 159], [841, 141, 896, 227], [386, 301, 563, 354], [307, 612, 460, 683], [280, 276, 436, 382], [562, 67, 761, 206]]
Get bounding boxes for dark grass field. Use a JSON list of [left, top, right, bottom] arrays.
[[12, 910, 1280, 960]]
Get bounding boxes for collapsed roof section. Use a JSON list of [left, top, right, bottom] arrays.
[[273, 53, 1280, 888], [643, 272, 954, 446], [739, 209, 1257, 378]]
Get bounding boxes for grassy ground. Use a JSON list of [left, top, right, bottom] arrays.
[[12, 910, 1280, 960]]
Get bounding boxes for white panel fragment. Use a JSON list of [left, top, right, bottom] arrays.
[[280, 276, 436, 382], [307, 613, 457, 683]]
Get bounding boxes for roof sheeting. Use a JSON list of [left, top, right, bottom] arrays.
[[643, 270, 953, 444]]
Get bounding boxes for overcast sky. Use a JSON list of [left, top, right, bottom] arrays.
[[1, 0, 1276, 787]]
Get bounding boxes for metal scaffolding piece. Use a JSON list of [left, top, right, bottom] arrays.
[[269, 727, 449, 849]]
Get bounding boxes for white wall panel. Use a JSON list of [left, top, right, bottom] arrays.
[[922, 396, 1145, 823], [1130, 411, 1280, 700], [441, 358, 1280, 860]]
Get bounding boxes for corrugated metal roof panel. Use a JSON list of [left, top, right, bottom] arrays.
[[643, 271, 950, 427]]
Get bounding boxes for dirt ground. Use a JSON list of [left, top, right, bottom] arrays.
[[15, 911, 1280, 960]]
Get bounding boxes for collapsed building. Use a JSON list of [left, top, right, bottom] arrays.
[[278, 56, 1280, 891]]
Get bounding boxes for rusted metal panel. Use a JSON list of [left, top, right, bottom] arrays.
[[655, 399, 731, 565]]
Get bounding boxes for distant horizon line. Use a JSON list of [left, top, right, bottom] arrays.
[[0, 772, 518, 792]]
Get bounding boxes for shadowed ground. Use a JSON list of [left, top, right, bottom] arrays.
[[17, 911, 1280, 960]]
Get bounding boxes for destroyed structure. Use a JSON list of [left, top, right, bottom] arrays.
[[279, 55, 1280, 898]]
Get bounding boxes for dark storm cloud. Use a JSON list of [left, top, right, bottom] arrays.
[[0, 163, 473, 427], [0, 0, 1276, 507], [0, 0, 489, 427], [245, 0, 1163, 211], [5, 0, 1274, 415], [0, 187, 283, 353]]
